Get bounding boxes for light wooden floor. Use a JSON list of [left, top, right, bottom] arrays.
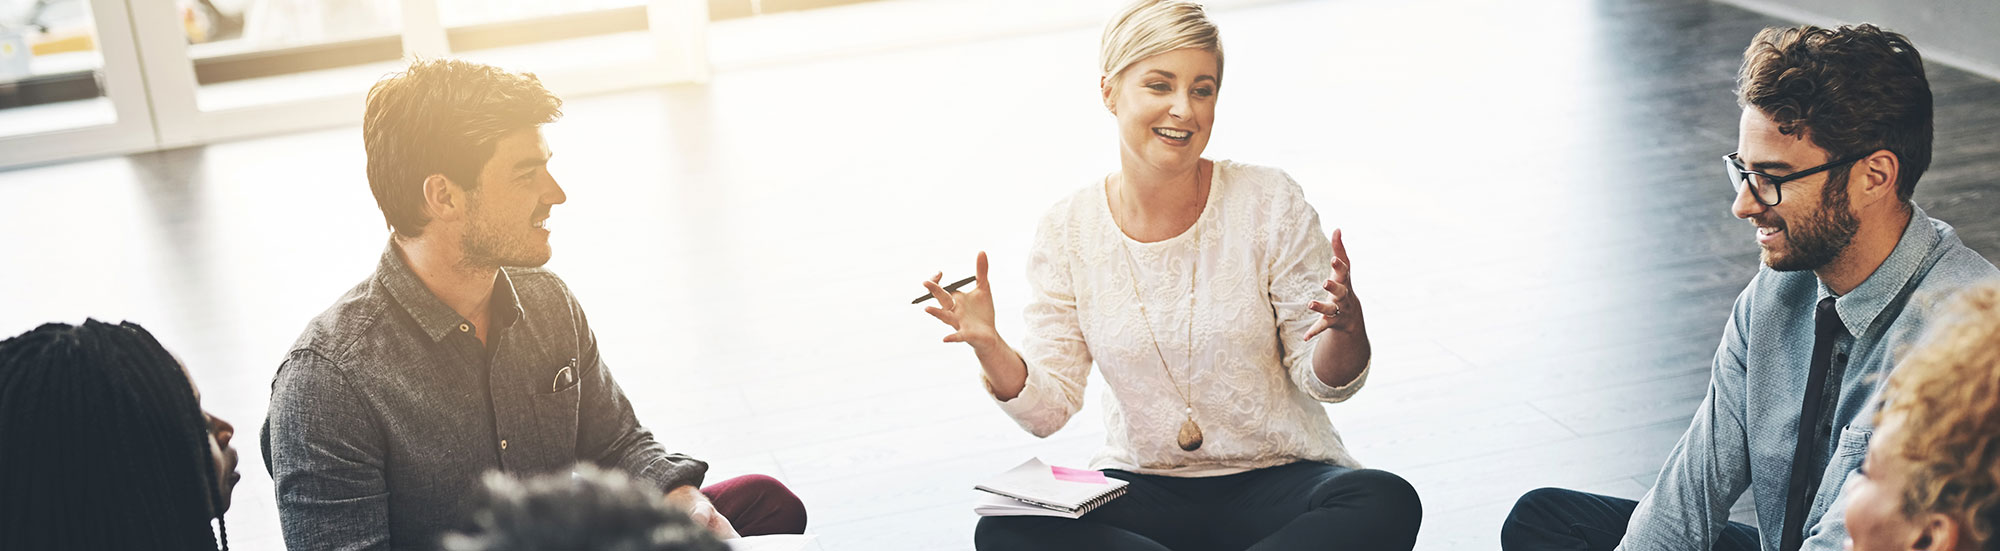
[[3, 0, 1998, 549]]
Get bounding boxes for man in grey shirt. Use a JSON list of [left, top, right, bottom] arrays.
[[1501, 24, 1997, 551], [262, 59, 807, 550]]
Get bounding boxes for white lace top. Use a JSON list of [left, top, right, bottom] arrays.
[[996, 159, 1368, 477]]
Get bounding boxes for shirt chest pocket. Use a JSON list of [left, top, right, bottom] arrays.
[[547, 357, 581, 394], [507, 376, 579, 472], [532, 360, 582, 419], [522, 357, 582, 453], [1832, 425, 1872, 460], [1805, 425, 1873, 528]]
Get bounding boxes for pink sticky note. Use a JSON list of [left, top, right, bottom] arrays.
[[1051, 465, 1109, 484]]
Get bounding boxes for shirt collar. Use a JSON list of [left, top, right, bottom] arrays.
[[1816, 203, 1941, 338], [491, 269, 525, 330], [378, 240, 528, 342]]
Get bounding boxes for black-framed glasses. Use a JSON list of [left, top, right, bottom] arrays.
[[1724, 151, 1870, 206]]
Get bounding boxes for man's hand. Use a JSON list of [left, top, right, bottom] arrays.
[[666, 485, 740, 539]]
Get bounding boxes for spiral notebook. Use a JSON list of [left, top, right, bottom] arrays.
[[972, 458, 1128, 518]]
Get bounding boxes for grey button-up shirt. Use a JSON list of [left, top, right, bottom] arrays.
[[262, 243, 706, 550], [1620, 205, 1998, 551]]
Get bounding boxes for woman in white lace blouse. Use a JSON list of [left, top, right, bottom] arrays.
[[917, 1, 1422, 549]]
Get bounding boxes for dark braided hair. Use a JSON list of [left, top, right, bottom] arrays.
[[0, 319, 230, 550]]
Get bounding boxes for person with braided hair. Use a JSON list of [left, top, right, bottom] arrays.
[[0, 319, 241, 551]]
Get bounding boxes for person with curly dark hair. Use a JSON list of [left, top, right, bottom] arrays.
[[1501, 23, 1999, 551], [1845, 281, 2000, 551], [0, 319, 241, 551], [445, 464, 730, 551]]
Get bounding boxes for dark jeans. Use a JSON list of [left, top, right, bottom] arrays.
[[975, 462, 1422, 551], [702, 474, 808, 536], [1501, 488, 1759, 551]]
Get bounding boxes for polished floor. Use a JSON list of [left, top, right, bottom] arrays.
[[4, 0, 1999, 549]]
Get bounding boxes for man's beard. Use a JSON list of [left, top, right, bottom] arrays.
[[1764, 169, 1859, 272], [461, 196, 552, 269]]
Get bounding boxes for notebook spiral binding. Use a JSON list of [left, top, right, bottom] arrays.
[[1073, 486, 1128, 515], [986, 485, 1128, 515]]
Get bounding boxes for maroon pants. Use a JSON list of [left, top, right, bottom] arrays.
[[701, 474, 808, 536]]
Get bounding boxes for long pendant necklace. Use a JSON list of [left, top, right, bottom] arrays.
[[1120, 219, 1203, 452]]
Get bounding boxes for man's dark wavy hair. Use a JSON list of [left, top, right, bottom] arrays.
[[1737, 23, 1932, 201]]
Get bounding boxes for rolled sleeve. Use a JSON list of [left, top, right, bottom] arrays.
[[1296, 358, 1369, 403]]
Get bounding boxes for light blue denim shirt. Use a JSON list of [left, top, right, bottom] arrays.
[[1619, 204, 1998, 551]]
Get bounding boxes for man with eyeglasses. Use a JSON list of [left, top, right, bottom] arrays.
[[1498, 23, 1997, 551]]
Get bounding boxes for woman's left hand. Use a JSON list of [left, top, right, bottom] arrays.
[[1306, 229, 1363, 340]]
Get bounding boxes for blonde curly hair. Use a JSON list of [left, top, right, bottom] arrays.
[[1879, 280, 2000, 550]]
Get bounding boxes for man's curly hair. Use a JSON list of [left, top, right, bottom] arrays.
[[1737, 23, 1932, 201], [1879, 281, 2000, 551], [444, 464, 729, 551]]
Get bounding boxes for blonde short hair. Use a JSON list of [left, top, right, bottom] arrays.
[[1879, 280, 2000, 549], [1100, 0, 1225, 87]]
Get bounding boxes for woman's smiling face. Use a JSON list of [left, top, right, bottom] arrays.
[[1107, 48, 1220, 175]]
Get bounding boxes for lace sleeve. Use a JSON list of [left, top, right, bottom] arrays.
[[994, 202, 1094, 437], [1265, 172, 1366, 402]]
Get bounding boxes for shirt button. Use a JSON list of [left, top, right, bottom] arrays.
[[459, 323, 471, 332], [500, 439, 508, 450]]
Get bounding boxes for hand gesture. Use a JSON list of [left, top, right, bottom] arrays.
[[670, 487, 740, 540], [921, 252, 1002, 352], [1306, 229, 1364, 340]]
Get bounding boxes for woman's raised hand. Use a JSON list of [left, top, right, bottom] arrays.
[[1306, 229, 1365, 340], [922, 252, 1002, 352]]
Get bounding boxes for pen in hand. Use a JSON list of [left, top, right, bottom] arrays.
[[912, 276, 979, 304]]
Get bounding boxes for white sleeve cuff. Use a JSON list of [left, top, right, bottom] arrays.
[[1302, 359, 1369, 403]]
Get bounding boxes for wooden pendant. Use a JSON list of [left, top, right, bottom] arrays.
[[1177, 418, 1204, 451]]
